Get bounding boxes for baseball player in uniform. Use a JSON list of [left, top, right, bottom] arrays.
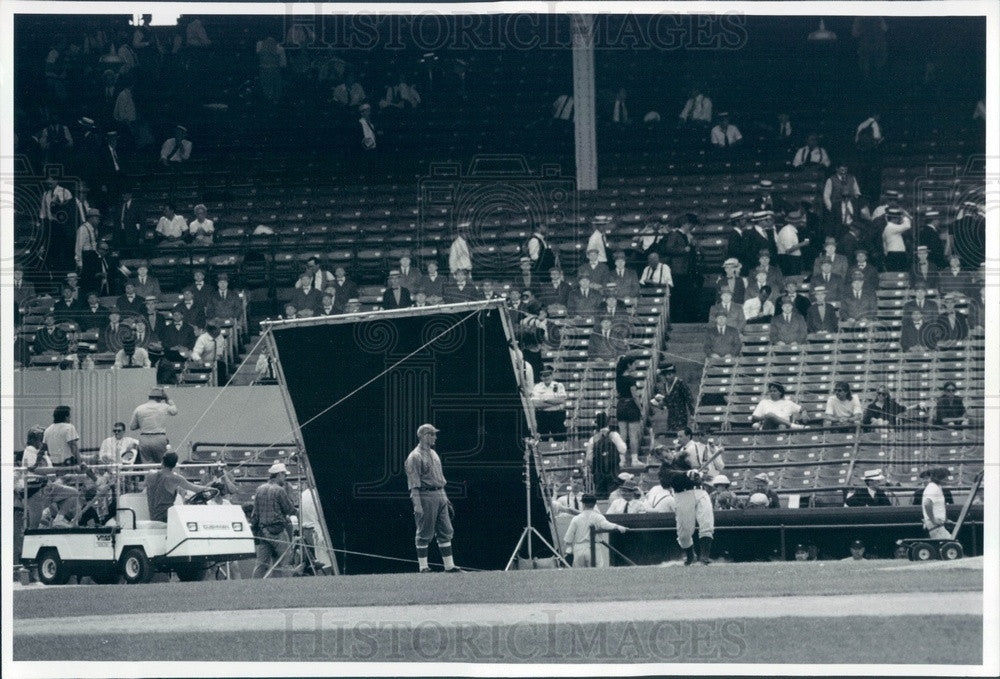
[[658, 442, 715, 565], [405, 423, 460, 573], [563, 494, 627, 568]]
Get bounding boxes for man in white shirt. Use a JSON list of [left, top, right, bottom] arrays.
[[156, 204, 188, 241], [919, 467, 949, 539], [854, 114, 883, 146], [678, 86, 712, 125], [563, 494, 626, 568], [823, 164, 861, 226], [98, 422, 140, 464], [587, 216, 612, 263], [607, 481, 647, 514], [191, 322, 224, 365], [774, 211, 810, 277], [188, 204, 214, 244], [358, 103, 378, 151], [76, 208, 101, 290], [792, 133, 831, 168], [449, 223, 472, 274], [881, 207, 912, 272], [160, 125, 192, 165], [640, 252, 673, 287], [710, 112, 742, 148], [530, 367, 566, 438]]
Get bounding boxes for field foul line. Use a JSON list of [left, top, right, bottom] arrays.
[[13, 591, 982, 636]]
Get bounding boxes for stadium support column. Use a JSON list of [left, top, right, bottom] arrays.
[[572, 14, 597, 191]]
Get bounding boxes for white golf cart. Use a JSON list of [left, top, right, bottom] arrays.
[[20, 463, 256, 585]]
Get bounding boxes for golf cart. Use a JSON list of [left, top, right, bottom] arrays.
[[20, 463, 256, 585]]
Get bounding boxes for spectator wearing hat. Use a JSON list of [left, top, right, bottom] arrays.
[[823, 164, 861, 228], [652, 363, 694, 432], [745, 211, 778, 261], [930, 293, 969, 346], [382, 270, 413, 310], [607, 480, 647, 514], [78, 292, 109, 331], [918, 468, 950, 539], [188, 204, 214, 245], [846, 249, 879, 291], [750, 473, 781, 508], [770, 296, 808, 346], [917, 211, 948, 269], [792, 133, 831, 169], [175, 289, 207, 329], [156, 204, 188, 242], [774, 211, 811, 277], [531, 367, 567, 439], [515, 256, 537, 294], [129, 386, 178, 463], [881, 207, 912, 272], [711, 475, 741, 510], [900, 309, 936, 352], [840, 271, 878, 322], [910, 245, 939, 290], [609, 250, 640, 301], [585, 413, 627, 497], [931, 382, 968, 427], [98, 307, 127, 353], [588, 317, 625, 360], [710, 112, 742, 148], [912, 468, 953, 509], [123, 259, 157, 301], [811, 236, 850, 280], [845, 469, 892, 507], [160, 125, 192, 165], [824, 381, 863, 428], [96, 130, 126, 209], [806, 285, 839, 333], [183, 268, 213, 310], [563, 494, 627, 568], [937, 254, 973, 298], [725, 212, 754, 274], [443, 267, 476, 303], [712, 257, 745, 306], [567, 275, 601, 316], [708, 288, 746, 332], [580, 245, 612, 289], [607, 472, 640, 503], [663, 215, 701, 321], [704, 310, 742, 360], [206, 273, 242, 324], [813, 258, 845, 304], [750, 249, 785, 296], [252, 461, 298, 578], [752, 382, 804, 430], [843, 539, 868, 560], [901, 288, 937, 323]]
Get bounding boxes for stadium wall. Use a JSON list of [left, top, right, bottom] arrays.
[[12, 369, 291, 452]]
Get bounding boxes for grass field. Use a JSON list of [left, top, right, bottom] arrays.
[[13, 559, 985, 664]]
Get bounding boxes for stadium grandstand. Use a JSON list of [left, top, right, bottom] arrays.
[[11, 10, 988, 581]]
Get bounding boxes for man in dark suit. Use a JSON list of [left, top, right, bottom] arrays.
[[813, 259, 845, 304], [205, 273, 242, 322], [707, 288, 746, 331], [184, 269, 214, 311], [33, 313, 69, 355], [290, 272, 323, 313], [781, 281, 812, 319], [724, 212, 754, 275], [159, 308, 198, 360], [909, 245, 939, 290], [930, 294, 969, 344], [608, 250, 640, 301], [902, 287, 938, 319], [662, 217, 700, 321], [806, 286, 839, 333], [770, 296, 808, 345], [332, 266, 359, 302], [917, 212, 948, 269], [99, 308, 128, 352], [703, 312, 742, 358], [442, 268, 476, 303], [743, 212, 777, 260], [174, 290, 207, 329], [13, 269, 37, 308], [579, 248, 611, 291], [381, 271, 413, 309], [95, 131, 126, 209], [52, 286, 82, 326], [846, 249, 879, 291], [937, 255, 973, 298], [901, 309, 935, 351], [116, 282, 145, 317], [537, 268, 572, 308], [811, 236, 850, 280], [115, 189, 145, 255], [318, 292, 340, 316], [77, 292, 109, 331], [143, 298, 164, 339], [839, 273, 878, 322], [92, 241, 124, 296], [568, 275, 602, 316], [588, 317, 628, 359]]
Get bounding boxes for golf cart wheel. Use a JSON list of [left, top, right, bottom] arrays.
[[37, 549, 70, 585], [909, 542, 938, 561], [175, 564, 208, 582], [120, 547, 153, 584], [939, 541, 964, 561]]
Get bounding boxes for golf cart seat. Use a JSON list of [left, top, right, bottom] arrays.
[[117, 491, 151, 527]]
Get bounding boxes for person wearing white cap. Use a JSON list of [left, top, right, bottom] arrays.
[[251, 461, 298, 578], [710, 475, 741, 510], [405, 424, 460, 573], [129, 386, 178, 463], [845, 469, 891, 507], [750, 473, 780, 508], [160, 125, 192, 165], [910, 244, 938, 290]]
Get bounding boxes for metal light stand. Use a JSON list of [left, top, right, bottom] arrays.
[[504, 437, 571, 570]]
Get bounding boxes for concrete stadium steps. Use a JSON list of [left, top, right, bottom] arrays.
[[228, 333, 270, 386]]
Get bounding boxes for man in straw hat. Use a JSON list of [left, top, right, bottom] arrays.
[[845, 468, 892, 507], [129, 386, 178, 463], [405, 423, 461, 573]]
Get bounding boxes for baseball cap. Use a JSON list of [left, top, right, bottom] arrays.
[[268, 462, 289, 475], [417, 423, 439, 437]]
